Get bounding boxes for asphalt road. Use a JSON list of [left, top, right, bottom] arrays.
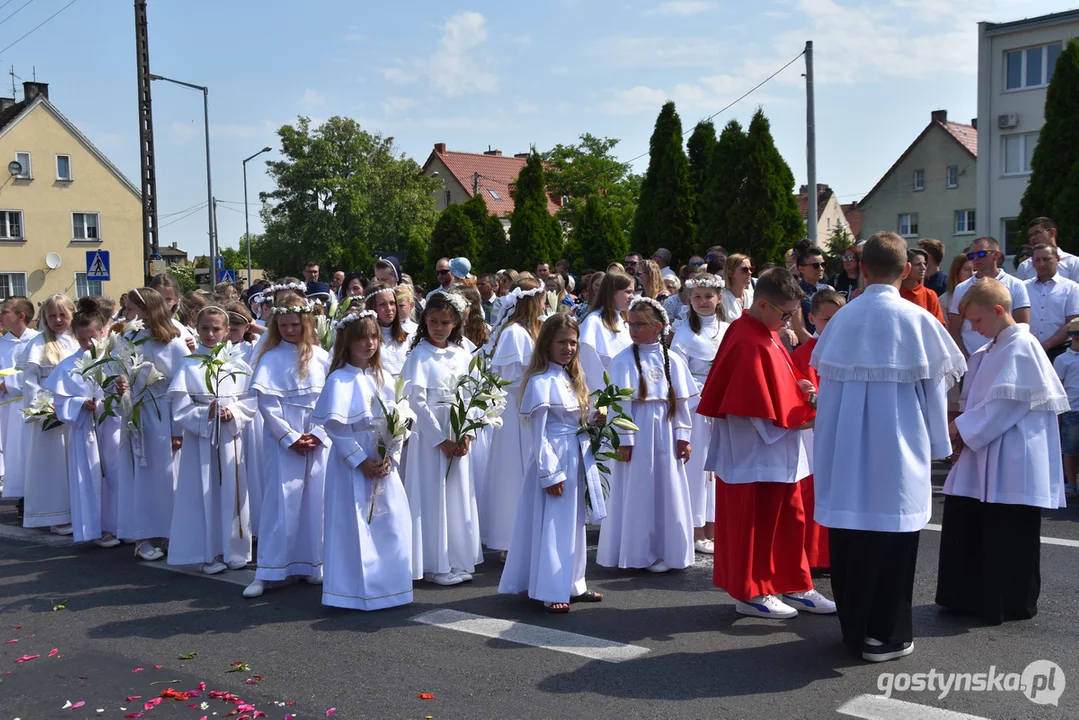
[[1, 480, 1077, 720]]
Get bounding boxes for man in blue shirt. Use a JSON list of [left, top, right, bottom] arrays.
[[797, 246, 831, 334]]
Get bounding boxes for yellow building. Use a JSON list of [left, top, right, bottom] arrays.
[[0, 81, 142, 304]]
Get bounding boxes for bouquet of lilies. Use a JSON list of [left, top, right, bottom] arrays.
[[368, 376, 416, 522], [21, 390, 63, 431], [578, 371, 639, 512], [438, 354, 511, 482], [186, 341, 249, 450], [315, 314, 335, 352]]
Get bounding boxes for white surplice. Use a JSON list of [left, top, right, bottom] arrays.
[[0, 328, 39, 496], [401, 339, 483, 578], [812, 284, 966, 531], [167, 347, 256, 567], [597, 342, 697, 569], [21, 333, 78, 528], [483, 323, 535, 550], [499, 363, 598, 604], [671, 313, 728, 525], [251, 342, 331, 581], [945, 324, 1068, 509], [235, 340, 265, 535], [578, 310, 632, 393], [379, 319, 416, 378], [314, 365, 413, 610]]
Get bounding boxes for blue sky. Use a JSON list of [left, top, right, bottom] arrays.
[[2, 0, 1069, 262]]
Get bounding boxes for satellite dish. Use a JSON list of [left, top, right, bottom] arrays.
[[7, 160, 22, 176], [45, 252, 62, 270]]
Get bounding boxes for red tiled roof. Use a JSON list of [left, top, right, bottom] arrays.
[[422, 146, 559, 217], [795, 184, 833, 220], [859, 117, 977, 205], [841, 202, 862, 238], [943, 121, 977, 156]]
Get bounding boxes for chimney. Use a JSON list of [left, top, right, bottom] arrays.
[[0, 97, 14, 112], [514, 153, 528, 159], [434, 142, 446, 153], [799, 184, 809, 195], [483, 149, 502, 157], [171, 242, 178, 248], [971, 117, 978, 130], [22, 81, 48, 102], [931, 109, 947, 124]]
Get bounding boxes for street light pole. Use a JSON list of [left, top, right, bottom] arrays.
[[149, 73, 215, 283], [242, 146, 272, 287]]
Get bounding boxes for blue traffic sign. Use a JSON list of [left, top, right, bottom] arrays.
[[215, 256, 224, 270], [86, 251, 110, 281], [217, 269, 235, 284]]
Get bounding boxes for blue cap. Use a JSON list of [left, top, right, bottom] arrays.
[[449, 257, 472, 279]]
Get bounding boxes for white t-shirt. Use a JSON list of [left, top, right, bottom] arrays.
[[949, 269, 1031, 355], [1054, 348, 1079, 409], [1025, 274, 1079, 345]]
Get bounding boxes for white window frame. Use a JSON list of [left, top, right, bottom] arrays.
[[1002, 132, 1039, 176], [14, 152, 31, 180], [72, 212, 100, 241], [0, 271, 27, 299], [0, 210, 23, 240], [954, 209, 976, 235], [898, 213, 919, 238], [946, 166, 958, 189], [1005, 41, 1064, 91], [913, 169, 925, 191], [56, 154, 72, 182], [74, 272, 102, 298]]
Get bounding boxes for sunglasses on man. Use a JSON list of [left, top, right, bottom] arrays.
[[966, 250, 990, 260], [799, 261, 825, 270], [436, 269, 451, 275]]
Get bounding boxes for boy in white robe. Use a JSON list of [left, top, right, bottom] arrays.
[[937, 278, 1068, 625], [812, 231, 965, 662], [0, 297, 39, 510]]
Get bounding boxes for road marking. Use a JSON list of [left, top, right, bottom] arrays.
[[0, 523, 73, 547], [412, 608, 649, 664], [838, 694, 991, 720], [140, 561, 256, 587], [923, 523, 1079, 548]]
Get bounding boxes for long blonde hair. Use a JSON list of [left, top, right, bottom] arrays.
[[493, 276, 544, 346], [39, 294, 75, 365], [255, 295, 317, 378], [128, 287, 180, 344], [520, 313, 589, 419]]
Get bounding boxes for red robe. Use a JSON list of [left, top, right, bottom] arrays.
[[698, 314, 815, 601], [790, 338, 829, 570]]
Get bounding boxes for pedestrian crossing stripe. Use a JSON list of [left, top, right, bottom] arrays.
[[86, 250, 110, 281]]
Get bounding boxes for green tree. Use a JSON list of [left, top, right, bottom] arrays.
[[1020, 39, 1079, 250], [426, 204, 478, 286], [255, 116, 439, 279], [509, 151, 563, 269], [167, 264, 198, 293], [461, 193, 511, 270], [630, 102, 696, 265], [219, 245, 252, 271], [687, 120, 717, 229], [573, 195, 627, 272], [725, 109, 804, 263], [699, 120, 748, 251]]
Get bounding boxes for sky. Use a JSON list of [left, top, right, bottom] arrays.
[[2, 0, 1071, 263]]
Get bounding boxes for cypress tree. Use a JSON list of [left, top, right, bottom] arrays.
[[427, 204, 478, 281], [510, 151, 563, 269], [575, 194, 628, 272], [687, 120, 717, 229], [698, 119, 747, 251], [1020, 39, 1079, 250], [631, 101, 696, 266], [726, 109, 803, 263], [462, 192, 510, 270]]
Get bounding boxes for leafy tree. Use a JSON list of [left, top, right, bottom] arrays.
[[630, 102, 696, 265], [574, 195, 627, 272], [255, 116, 439, 279], [167, 264, 198, 293], [219, 245, 252, 271], [699, 120, 748, 251], [543, 134, 640, 244], [1020, 39, 1079, 251], [687, 120, 717, 229], [509, 151, 563, 270], [725, 109, 804, 263], [426, 204, 478, 286], [461, 193, 511, 271]]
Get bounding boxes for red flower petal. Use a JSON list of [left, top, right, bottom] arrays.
[[49, 648, 59, 657], [417, 693, 435, 700], [71, 701, 85, 709], [126, 696, 141, 702], [198, 682, 206, 691], [326, 710, 337, 717], [153, 664, 163, 670], [15, 654, 39, 662], [11, 626, 21, 630], [5, 639, 17, 644], [132, 667, 143, 673]]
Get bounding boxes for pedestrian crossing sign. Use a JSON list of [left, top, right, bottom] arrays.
[[218, 269, 235, 284], [86, 251, 110, 281]]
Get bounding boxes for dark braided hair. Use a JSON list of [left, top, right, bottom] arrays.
[[629, 303, 677, 419]]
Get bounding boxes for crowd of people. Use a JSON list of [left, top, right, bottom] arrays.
[[0, 214, 1071, 663]]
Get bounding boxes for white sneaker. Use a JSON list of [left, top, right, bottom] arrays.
[[201, 561, 227, 575], [135, 542, 164, 562], [95, 535, 121, 548], [50, 524, 73, 536], [306, 575, 323, 585], [783, 589, 837, 615], [451, 568, 473, 582], [225, 560, 248, 571], [645, 559, 670, 573], [430, 572, 463, 586], [694, 539, 715, 555], [242, 580, 265, 598], [735, 595, 799, 619]]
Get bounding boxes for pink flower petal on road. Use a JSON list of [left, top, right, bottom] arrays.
[[326, 709, 337, 717], [125, 696, 141, 702], [5, 639, 17, 644], [15, 654, 39, 662], [132, 667, 143, 673], [49, 648, 59, 657], [153, 664, 163, 670], [71, 701, 85, 709]]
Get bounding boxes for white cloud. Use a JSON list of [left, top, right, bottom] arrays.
[[588, 36, 724, 68], [301, 89, 326, 109], [651, 1, 713, 15], [169, 121, 197, 145], [601, 85, 671, 115], [381, 96, 418, 114], [381, 11, 498, 97]]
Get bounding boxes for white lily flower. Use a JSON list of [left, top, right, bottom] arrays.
[[123, 318, 145, 335]]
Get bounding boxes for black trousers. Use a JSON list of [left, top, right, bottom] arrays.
[[935, 494, 1041, 625], [829, 528, 919, 651]]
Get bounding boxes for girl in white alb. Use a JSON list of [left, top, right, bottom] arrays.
[[401, 291, 482, 586], [598, 298, 697, 572], [226, 300, 265, 536], [670, 274, 727, 554], [167, 305, 256, 574], [244, 295, 331, 598], [0, 297, 40, 500], [365, 283, 415, 377], [578, 271, 634, 392], [314, 310, 413, 611], [499, 314, 607, 612], [21, 294, 78, 533]]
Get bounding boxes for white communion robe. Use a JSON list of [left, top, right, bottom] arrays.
[[401, 340, 483, 578], [44, 347, 108, 543], [379, 320, 416, 378], [597, 342, 697, 569], [116, 331, 191, 540], [578, 310, 632, 393], [483, 323, 535, 551], [235, 340, 265, 536], [812, 284, 966, 531], [500, 362, 606, 604], [314, 365, 413, 610], [251, 342, 331, 582], [21, 333, 78, 528], [670, 313, 728, 526], [166, 348, 256, 567], [945, 324, 1068, 509], [0, 328, 39, 496]]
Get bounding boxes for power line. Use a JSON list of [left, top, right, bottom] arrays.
[[622, 49, 807, 167], [216, 203, 248, 216], [159, 203, 207, 229], [0, 1, 18, 13], [0, 0, 36, 27], [0, 0, 78, 55], [159, 201, 207, 219]]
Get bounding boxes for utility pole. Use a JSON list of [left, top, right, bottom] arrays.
[[473, 171, 479, 195], [212, 197, 220, 286], [805, 40, 818, 245], [134, 0, 160, 277]]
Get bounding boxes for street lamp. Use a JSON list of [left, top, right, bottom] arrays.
[[243, 146, 272, 286], [149, 73, 215, 282]]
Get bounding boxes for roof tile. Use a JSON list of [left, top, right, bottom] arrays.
[[425, 147, 559, 217]]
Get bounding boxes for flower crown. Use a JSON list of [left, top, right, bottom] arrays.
[[491, 285, 545, 330], [630, 297, 672, 335], [436, 290, 469, 315], [334, 309, 377, 331], [265, 281, 307, 297], [684, 277, 724, 290], [270, 304, 316, 316], [364, 287, 395, 302]]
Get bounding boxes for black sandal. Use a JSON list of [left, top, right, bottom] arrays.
[[570, 591, 603, 603], [545, 602, 570, 613]]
